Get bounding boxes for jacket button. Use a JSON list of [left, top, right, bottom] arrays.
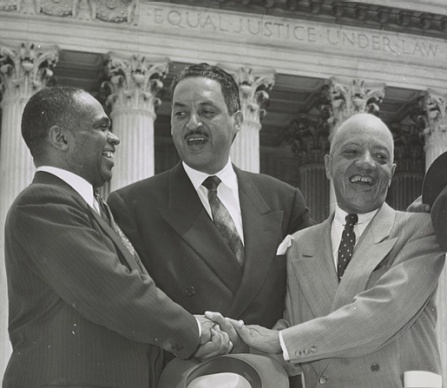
[[318, 376, 328, 384], [184, 286, 196, 296], [371, 362, 380, 372], [310, 346, 317, 353], [303, 348, 310, 355]]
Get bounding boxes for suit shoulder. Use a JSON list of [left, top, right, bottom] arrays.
[[12, 182, 78, 208], [239, 170, 301, 194], [111, 168, 172, 197], [393, 210, 434, 234]]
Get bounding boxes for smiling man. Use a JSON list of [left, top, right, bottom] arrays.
[[3, 86, 223, 388], [225, 113, 445, 387], [108, 63, 313, 363]]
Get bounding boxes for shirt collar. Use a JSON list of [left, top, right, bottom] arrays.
[[183, 159, 238, 191], [334, 205, 378, 226], [36, 166, 95, 208]]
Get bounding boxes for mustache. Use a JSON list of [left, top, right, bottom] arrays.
[[184, 130, 209, 139]]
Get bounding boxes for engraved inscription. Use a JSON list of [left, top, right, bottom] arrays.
[[144, 6, 443, 59]]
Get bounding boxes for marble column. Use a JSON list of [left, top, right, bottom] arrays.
[[0, 42, 58, 379], [287, 117, 330, 222], [389, 123, 425, 210], [103, 53, 168, 192], [324, 77, 386, 213], [420, 89, 447, 380], [222, 65, 275, 173]]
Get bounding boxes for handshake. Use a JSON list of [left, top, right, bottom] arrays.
[[193, 312, 282, 361]]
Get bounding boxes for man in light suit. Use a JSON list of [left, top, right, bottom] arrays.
[[108, 63, 313, 339], [3, 86, 230, 388], [227, 113, 445, 387]]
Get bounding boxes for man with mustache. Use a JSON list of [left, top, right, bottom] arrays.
[[222, 113, 445, 387], [108, 63, 313, 355]]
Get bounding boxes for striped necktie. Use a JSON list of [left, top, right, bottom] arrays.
[[202, 176, 244, 265]]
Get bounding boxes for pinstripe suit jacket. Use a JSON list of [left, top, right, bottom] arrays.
[[276, 203, 445, 388], [3, 172, 200, 388]]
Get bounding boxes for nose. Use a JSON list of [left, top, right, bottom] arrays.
[[357, 150, 375, 170], [185, 113, 202, 130], [107, 130, 120, 145]]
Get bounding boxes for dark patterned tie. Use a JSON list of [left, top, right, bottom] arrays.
[[95, 194, 146, 273], [337, 213, 358, 281], [202, 176, 244, 265]]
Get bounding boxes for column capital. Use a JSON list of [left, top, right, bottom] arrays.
[[325, 77, 385, 136], [0, 42, 58, 101], [286, 116, 329, 166], [102, 52, 169, 115], [420, 89, 447, 138], [220, 64, 275, 127]]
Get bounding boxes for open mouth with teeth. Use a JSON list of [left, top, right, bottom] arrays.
[[350, 175, 374, 185], [186, 134, 208, 147], [102, 151, 114, 160]]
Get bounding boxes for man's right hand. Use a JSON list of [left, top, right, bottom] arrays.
[[194, 315, 233, 361]]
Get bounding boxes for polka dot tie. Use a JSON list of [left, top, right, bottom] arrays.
[[202, 176, 244, 266], [337, 213, 358, 281]]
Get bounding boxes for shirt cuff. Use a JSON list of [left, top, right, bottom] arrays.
[[196, 317, 202, 337], [279, 331, 290, 361]]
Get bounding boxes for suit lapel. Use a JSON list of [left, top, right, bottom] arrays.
[[32, 172, 143, 274], [331, 203, 398, 310], [89, 208, 144, 274], [226, 170, 285, 318], [159, 164, 243, 294], [289, 218, 339, 319]]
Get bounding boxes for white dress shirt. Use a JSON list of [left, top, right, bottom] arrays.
[[183, 159, 244, 244], [279, 205, 378, 361]]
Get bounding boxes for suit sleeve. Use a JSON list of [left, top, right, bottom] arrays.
[[431, 185, 447, 251], [281, 216, 445, 363], [10, 186, 200, 359]]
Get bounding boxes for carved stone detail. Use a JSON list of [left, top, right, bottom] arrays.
[[0, 0, 138, 22], [324, 77, 385, 137], [96, 0, 138, 24], [420, 90, 447, 136], [287, 116, 329, 166], [103, 52, 168, 113], [0, 42, 58, 99], [226, 66, 275, 126]]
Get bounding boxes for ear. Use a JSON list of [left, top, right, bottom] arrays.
[[233, 111, 243, 134], [48, 125, 70, 151], [324, 154, 332, 180], [388, 163, 397, 187]]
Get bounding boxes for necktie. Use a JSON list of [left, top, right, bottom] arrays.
[[202, 176, 244, 265], [94, 194, 145, 273], [337, 213, 358, 281]]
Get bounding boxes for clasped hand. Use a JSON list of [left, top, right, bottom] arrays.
[[199, 312, 281, 356]]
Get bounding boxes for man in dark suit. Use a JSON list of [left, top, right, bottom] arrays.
[[3, 86, 230, 388], [108, 63, 313, 343], [226, 113, 444, 387]]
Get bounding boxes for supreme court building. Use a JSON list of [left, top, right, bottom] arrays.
[[1, 0, 447, 381]]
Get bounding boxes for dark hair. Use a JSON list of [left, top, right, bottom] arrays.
[[21, 86, 85, 160], [171, 63, 241, 114]]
